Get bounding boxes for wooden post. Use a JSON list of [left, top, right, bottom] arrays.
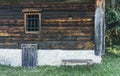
[[95, 0, 105, 56]]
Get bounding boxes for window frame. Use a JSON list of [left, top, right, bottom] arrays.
[[24, 13, 41, 34]]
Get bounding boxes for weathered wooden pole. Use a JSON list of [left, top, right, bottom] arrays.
[[95, 0, 105, 56]]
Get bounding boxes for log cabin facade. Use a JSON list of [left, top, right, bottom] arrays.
[[0, 0, 105, 67], [0, 1, 95, 50]]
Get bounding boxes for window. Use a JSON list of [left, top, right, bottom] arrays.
[[22, 9, 41, 33]]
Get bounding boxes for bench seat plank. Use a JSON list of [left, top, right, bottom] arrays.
[[62, 59, 92, 63]]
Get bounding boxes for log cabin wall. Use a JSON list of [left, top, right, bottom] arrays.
[[0, 1, 95, 50]]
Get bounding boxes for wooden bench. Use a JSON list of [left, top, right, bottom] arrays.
[[62, 59, 93, 70]]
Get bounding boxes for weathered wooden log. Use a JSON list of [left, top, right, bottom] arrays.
[[0, 2, 95, 50], [95, 0, 105, 56]]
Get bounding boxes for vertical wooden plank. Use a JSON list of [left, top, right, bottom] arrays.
[[95, 0, 105, 56], [21, 44, 38, 68], [32, 47, 38, 68]]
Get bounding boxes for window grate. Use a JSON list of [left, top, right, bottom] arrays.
[[26, 15, 39, 32]]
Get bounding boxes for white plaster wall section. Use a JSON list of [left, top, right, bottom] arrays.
[[38, 50, 102, 66], [91, 56, 102, 63], [38, 50, 61, 66], [60, 50, 102, 63], [0, 49, 22, 66]]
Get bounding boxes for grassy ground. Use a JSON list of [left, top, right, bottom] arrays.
[[0, 53, 120, 76]]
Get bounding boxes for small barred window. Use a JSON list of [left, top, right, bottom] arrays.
[[26, 15, 39, 32], [22, 9, 41, 33]]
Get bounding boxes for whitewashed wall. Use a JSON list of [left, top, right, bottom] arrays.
[[0, 49, 102, 67], [0, 49, 22, 66]]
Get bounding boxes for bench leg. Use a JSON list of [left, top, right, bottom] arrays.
[[86, 62, 91, 72], [64, 63, 67, 71]]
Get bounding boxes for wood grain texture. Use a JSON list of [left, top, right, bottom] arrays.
[[95, 0, 105, 55], [0, 2, 95, 50]]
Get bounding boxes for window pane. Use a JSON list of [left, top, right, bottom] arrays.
[[26, 14, 39, 32]]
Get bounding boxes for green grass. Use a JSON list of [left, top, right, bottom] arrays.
[[0, 53, 120, 76]]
